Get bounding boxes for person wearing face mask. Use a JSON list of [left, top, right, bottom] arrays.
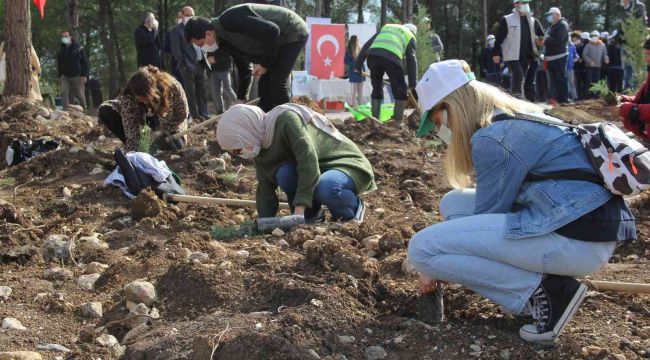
[[216, 104, 376, 222], [574, 32, 590, 99], [97, 66, 189, 152], [544, 7, 570, 104], [567, 33, 580, 100], [57, 31, 89, 111], [493, 0, 545, 100], [135, 12, 162, 68], [170, 6, 210, 121], [410, 59, 635, 344], [480, 35, 503, 87], [618, 36, 650, 139], [582, 30, 609, 98], [607, 32, 624, 94], [184, 4, 308, 112]]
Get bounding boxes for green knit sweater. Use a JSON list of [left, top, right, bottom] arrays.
[[254, 111, 377, 217]]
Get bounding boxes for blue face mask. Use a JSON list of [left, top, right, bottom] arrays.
[[547, 15, 555, 23]]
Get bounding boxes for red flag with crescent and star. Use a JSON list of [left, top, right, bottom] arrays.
[[33, 0, 47, 19], [310, 24, 345, 80]]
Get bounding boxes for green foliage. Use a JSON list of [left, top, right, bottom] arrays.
[[138, 124, 152, 154], [0, 177, 16, 188], [621, 16, 649, 89], [589, 79, 611, 98], [219, 172, 238, 186], [414, 4, 439, 78], [210, 220, 256, 241]]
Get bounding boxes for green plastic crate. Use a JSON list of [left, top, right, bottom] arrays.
[[347, 103, 394, 122]]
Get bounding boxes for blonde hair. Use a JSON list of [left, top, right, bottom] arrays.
[[440, 66, 541, 188]]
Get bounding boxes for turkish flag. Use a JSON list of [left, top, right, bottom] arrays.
[[310, 24, 345, 80], [33, 0, 46, 19]]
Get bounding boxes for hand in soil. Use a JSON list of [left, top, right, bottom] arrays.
[[419, 273, 437, 294]]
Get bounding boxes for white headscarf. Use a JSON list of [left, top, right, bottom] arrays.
[[216, 104, 342, 151]]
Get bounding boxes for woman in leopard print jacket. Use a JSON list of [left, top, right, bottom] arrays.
[[98, 66, 189, 152]]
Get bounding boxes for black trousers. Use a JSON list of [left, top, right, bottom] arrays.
[[506, 59, 531, 99], [608, 68, 624, 94], [98, 105, 127, 144], [367, 55, 408, 101], [575, 69, 587, 100], [258, 37, 307, 112], [547, 57, 569, 103]]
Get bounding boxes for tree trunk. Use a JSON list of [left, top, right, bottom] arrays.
[[482, 0, 487, 46], [296, 0, 304, 16], [323, 0, 332, 17], [314, 0, 322, 17], [357, 0, 364, 23], [106, 1, 127, 84], [380, 0, 387, 26], [457, 0, 463, 59], [574, 0, 581, 29], [65, 0, 80, 40], [604, 0, 611, 31], [98, 0, 119, 98], [3, 0, 32, 97]]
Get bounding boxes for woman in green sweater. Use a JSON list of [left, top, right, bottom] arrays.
[[216, 104, 376, 222]]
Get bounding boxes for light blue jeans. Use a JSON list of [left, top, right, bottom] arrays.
[[407, 189, 616, 314]]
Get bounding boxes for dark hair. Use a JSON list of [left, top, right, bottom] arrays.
[[347, 35, 360, 58], [644, 35, 650, 50], [123, 66, 175, 117], [184, 17, 213, 43]]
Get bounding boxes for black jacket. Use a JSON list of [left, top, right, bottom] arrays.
[[135, 24, 162, 68], [207, 48, 233, 72], [624, 0, 649, 26], [544, 18, 569, 57], [57, 42, 89, 78], [480, 46, 501, 75]]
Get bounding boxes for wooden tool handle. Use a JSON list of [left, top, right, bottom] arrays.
[[171, 98, 260, 139], [586, 280, 650, 294], [164, 193, 290, 210]]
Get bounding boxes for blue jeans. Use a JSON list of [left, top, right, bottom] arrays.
[[275, 163, 359, 221], [407, 189, 615, 314]]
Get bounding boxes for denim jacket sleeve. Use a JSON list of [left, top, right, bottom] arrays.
[[472, 135, 528, 214]]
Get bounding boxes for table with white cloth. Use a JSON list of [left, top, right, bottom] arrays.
[[307, 78, 393, 107]]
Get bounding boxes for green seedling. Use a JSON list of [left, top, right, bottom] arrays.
[[219, 172, 238, 186], [0, 177, 16, 188], [210, 220, 256, 241], [589, 80, 618, 106], [138, 124, 152, 153]]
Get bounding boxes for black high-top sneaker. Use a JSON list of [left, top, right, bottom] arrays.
[[519, 275, 587, 344]]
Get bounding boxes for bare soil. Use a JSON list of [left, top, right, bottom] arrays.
[[0, 97, 648, 359]]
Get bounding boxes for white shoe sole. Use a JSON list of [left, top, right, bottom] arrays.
[[519, 283, 588, 344]]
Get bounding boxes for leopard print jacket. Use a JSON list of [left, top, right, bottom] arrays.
[[100, 77, 189, 151]]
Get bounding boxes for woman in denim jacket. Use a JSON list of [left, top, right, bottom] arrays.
[[408, 60, 636, 344]]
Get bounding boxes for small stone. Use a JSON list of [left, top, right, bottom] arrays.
[[310, 298, 323, 307], [89, 166, 104, 175], [124, 280, 157, 306], [232, 214, 246, 224], [188, 252, 209, 263], [233, 250, 250, 258], [612, 354, 626, 360], [80, 302, 103, 319], [77, 274, 101, 291], [364, 346, 387, 360], [127, 303, 150, 328], [0, 286, 11, 300], [43, 267, 74, 281], [582, 346, 604, 357], [85, 262, 108, 274], [35, 344, 71, 353], [393, 334, 406, 344], [79, 233, 109, 252], [500, 349, 511, 360], [85, 146, 95, 155], [362, 235, 381, 250], [149, 307, 160, 319], [220, 152, 232, 163], [123, 324, 149, 343], [95, 333, 118, 347], [302, 240, 317, 251], [314, 227, 327, 235], [392, 149, 406, 157], [0, 351, 43, 360], [470, 344, 481, 352], [277, 239, 290, 248], [374, 208, 386, 217], [69, 146, 81, 154], [401, 257, 417, 274], [98, 135, 106, 141], [307, 349, 320, 359], [338, 335, 356, 343], [255, 323, 263, 331], [1, 317, 26, 331], [204, 158, 227, 172], [272, 228, 285, 237], [62, 187, 72, 199], [41, 235, 75, 263], [625, 254, 639, 262], [220, 261, 234, 268]]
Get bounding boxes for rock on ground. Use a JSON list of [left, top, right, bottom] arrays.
[[77, 274, 101, 291], [124, 280, 157, 306], [364, 346, 388, 360], [41, 235, 75, 263], [0, 352, 43, 360], [95, 333, 118, 347], [1, 318, 26, 331], [79, 302, 103, 319], [0, 286, 12, 300], [85, 262, 109, 274], [43, 267, 74, 281]]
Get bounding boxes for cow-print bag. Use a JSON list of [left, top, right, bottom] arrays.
[[493, 112, 650, 196]]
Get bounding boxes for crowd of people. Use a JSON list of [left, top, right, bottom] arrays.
[[2, 0, 647, 349], [479, 0, 648, 104]]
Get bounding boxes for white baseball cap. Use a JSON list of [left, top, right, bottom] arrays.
[[487, 34, 495, 40], [546, 7, 561, 15], [600, 31, 610, 38], [416, 60, 476, 137], [404, 23, 417, 35], [581, 32, 590, 40], [590, 30, 600, 37]]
